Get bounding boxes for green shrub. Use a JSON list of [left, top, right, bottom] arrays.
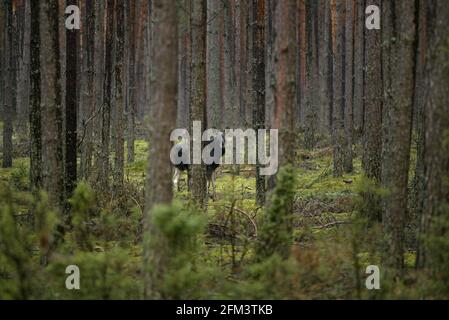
[[256, 165, 296, 259]]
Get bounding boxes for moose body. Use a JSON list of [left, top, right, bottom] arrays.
[[172, 133, 225, 199]]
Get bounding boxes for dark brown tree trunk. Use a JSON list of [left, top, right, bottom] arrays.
[[65, 0, 78, 204], [30, 0, 42, 190], [126, 0, 136, 163], [143, 0, 178, 298], [381, 0, 417, 278], [416, 0, 449, 270], [272, 0, 297, 169], [353, 0, 365, 141], [343, 0, 354, 173], [304, 0, 318, 150], [317, 0, 332, 134], [253, 0, 266, 205], [362, 0, 382, 222], [2, 1, 15, 168], [190, 0, 208, 208], [79, 0, 95, 180], [40, 0, 64, 210], [207, 0, 224, 129], [113, 0, 125, 195], [331, 0, 345, 177], [97, 0, 114, 194]]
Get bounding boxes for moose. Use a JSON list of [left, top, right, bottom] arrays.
[[172, 132, 226, 199]]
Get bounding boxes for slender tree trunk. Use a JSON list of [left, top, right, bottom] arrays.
[[126, 0, 136, 163], [253, 0, 266, 205], [113, 0, 125, 195], [381, 0, 417, 278], [343, 0, 354, 173], [40, 0, 64, 210], [304, 0, 318, 150], [143, 0, 178, 298], [65, 0, 78, 204], [362, 0, 382, 222], [317, 0, 331, 134], [17, 1, 31, 143], [2, 1, 15, 168], [207, 0, 224, 129], [416, 0, 449, 270], [97, 0, 114, 194], [353, 0, 365, 141], [331, 0, 345, 177], [30, 0, 42, 190], [272, 0, 297, 169], [80, 0, 95, 180], [190, 0, 208, 208]]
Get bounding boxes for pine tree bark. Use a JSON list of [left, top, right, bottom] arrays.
[[381, 0, 417, 278], [96, 0, 113, 194], [40, 0, 64, 210], [190, 0, 208, 208], [79, 0, 95, 180], [353, 0, 365, 140], [331, 0, 345, 177], [207, 0, 224, 129], [304, 0, 318, 150], [65, 0, 78, 203], [113, 0, 125, 195], [343, 0, 354, 173], [272, 0, 297, 169], [416, 0, 449, 270], [362, 0, 382, 222], [30, 0, 42, 190], [253, 0, 266, 205], [2, 1, 15, 168], [317, 0, 332, 133], [143, 0, 178, 298], [126, 0, 136, 163]]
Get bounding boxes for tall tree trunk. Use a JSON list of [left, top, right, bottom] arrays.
[[65, 0, 78, 204], [143, 0, 178, 298], [331, 0, 345, 177], [79, 0, 95, 180], [2, 1, 15, 168], [317, 0, 332, 134], [381, 0, 417, 278], [253, 0, 266, 205], [412, 0, 427, 227], [113, 0, 125, 195], [362, 0, 382, 222], [126, 0, 136, 163], [40, 0, 64, 210], [272, 0, 297, 170], [416, 0, 449, 270], [343, 0, 354, 173], [30, 0, 42, 190], [304, 0, 318, 150], [207, 0, 224, 129], [353, 0, 365, 141], [17, 1, 31, 143], [190, 0, 208, 208], [97, 0, 114, 194]]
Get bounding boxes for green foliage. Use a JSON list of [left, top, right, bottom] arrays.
[[0, 185, 35, 299], [256, 165, 296, 259], [423, 203, 449, 296], [9, 162, 29, 191], [145, 202, 216, 299], [43, 248, 142, 300], [70, 182, 96, 251], [354, 175, 387, 223]]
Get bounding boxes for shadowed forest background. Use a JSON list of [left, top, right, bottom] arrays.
[[0, 0, 449, 299]]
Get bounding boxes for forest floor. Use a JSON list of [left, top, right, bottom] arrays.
[[0, 138, 421, 299]]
